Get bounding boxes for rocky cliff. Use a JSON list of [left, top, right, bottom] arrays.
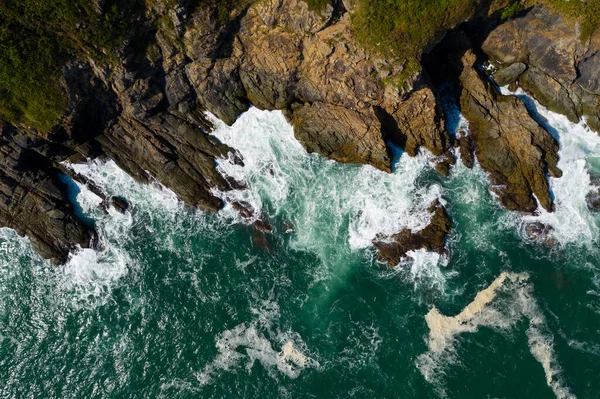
[[0, 0, 598, 264]]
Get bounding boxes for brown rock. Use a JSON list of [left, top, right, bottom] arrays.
[[232, 201, 255, 219], [482, 6, 600, 130], [373, 200, 451, 267], [290, 102, 392, 171], [458, 49, 561, 213]]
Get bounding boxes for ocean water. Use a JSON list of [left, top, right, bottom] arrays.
[[0, 92, 599, 398]]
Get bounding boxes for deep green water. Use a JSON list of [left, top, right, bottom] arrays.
[[0, 92, 599, 398]]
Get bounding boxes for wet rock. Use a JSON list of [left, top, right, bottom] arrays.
[[458, 134, 475, 169], [373, 200, 451, 267], [110, 196, 130, 213], [523, 222, 556, 246], [433, 153, 456, 177], [586, 189, 600, 212], [281, 223, 295, 233], [253, 219, 273, 233], [457, 48, 561, 213], [231, 201, 255, 219], [0, 124, 95, 264], [492, 62, 527, 87]]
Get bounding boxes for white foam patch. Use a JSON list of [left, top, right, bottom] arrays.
[[396, 249, 450, 292], [208, 108, 446, 276], [417, 272, 575, 399], [56, 160, 205, 307], [499, 87, 600, 246], [196, 300, 318, 385]]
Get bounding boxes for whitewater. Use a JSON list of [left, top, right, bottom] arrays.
[[0, 91, 598, 398]]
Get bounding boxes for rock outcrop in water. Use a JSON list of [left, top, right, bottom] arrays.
[[0, 0, 598, 263], [373, 201, 451, 267], [425, 31, 562, 213]]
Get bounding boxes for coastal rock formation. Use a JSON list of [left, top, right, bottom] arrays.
[[482, 6, 600, 131], [457, 49, 562, 212], [0, 1, 598, 263], [0, 124, 95, 264], [373, 200, 451, 267]]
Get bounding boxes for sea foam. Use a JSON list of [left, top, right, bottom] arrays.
[[209, 108, 446, 278], [417, 272, 575, 399]]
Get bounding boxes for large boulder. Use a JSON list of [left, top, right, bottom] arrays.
[[373, 200, 451, 267], [482, 6, 600, 131]]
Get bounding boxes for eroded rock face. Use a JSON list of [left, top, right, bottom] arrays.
[[373, 200, 451, 267], [458, 49, 561, 212], [184, 1, 452, 172], [2, 1, 595, 263], [0, 124, 95, 264], [482, 6, 600, 131], [289, 102, 392, 171]]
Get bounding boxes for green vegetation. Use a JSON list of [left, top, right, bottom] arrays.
[[0, 0, 144, 131], [536, 0, 600, 38], [305, 0, 330, 11], [351, 0, 480, 59], [500, 0, 523, 19]]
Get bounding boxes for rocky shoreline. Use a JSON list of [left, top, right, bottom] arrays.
[[0, 0, 598, 264]]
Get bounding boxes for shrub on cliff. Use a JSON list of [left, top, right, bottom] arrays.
[[0, 0, 144, 131], [350, 0, 481, 59], [536, 0, 600, 38]]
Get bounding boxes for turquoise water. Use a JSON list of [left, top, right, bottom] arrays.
[[0, 93, 599, 398]]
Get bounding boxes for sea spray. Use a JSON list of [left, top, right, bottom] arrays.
[[208, 108, 448, 282], [500, 87, 600, 246]]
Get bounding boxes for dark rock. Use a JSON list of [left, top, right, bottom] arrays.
[[458, 134, 475, 169], [231, 201, 254, 219], [586, 189, 600, 212], [0, 124, 95, 264], [253, 219, 273, 233], [110, 196, 130, 213], [523, 221, 556, 246], [433, 153, 456, 176], [252, 229, 272, 252], [373, 200, 451, 267]]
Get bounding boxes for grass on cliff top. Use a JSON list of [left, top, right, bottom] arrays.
[[536, 0, 600, 38], [351, 0, 481, 60], [0, 0, 144, 131]]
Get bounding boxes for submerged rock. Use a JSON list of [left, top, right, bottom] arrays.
[[586, 189, 600, 212], [231, 201, 255, 219], [523, 222, 556, 247], [373, 200, 451, 267]]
